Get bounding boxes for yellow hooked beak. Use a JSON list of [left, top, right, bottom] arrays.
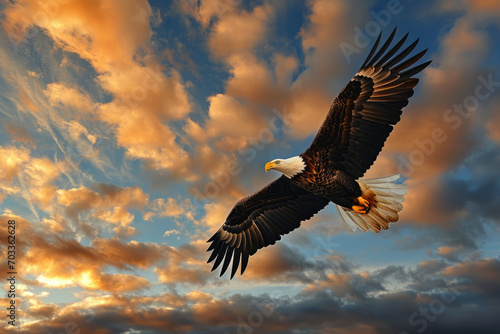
[[265, 161, 276, 172]]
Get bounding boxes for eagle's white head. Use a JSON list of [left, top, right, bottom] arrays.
[[265, 156, 306, 178]]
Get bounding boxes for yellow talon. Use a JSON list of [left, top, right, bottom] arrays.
[[353, 196, 370, 214], [352, 205, 367, 214], [357, 196, 370, 208]]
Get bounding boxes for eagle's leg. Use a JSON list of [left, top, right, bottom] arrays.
[[328, 170, 369, 213], [352, 196, 370, 214]]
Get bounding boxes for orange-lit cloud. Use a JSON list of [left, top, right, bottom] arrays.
[[147, 197, 196, 221], [0, 145, 30, 184], [0, 146, 65, 208], [56, 184, 148, 235], [3, 121, 34, 146], [284, 0, 370, 139], [207, 4, 272, 58], [44, 82, 95, 112], [3, 0, 194, 179]]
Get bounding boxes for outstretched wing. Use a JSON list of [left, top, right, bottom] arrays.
[[207, 175, 328, 279], [303, 28, 431, 179]]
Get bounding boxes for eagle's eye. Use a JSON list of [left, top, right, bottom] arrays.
[[275, 161, 280, 165]]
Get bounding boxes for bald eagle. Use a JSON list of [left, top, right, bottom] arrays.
[[207, 29, 431, 279]]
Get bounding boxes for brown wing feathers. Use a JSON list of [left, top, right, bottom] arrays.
[[316, 27, 431, 179], [207, 176, 328, 278]]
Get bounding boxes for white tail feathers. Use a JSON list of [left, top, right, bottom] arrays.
[[335, 174, 407, 233]]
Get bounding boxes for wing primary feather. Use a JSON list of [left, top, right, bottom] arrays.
[[211, 243, 227, 271], [206, 235, 219, 251], [241, 251, 249, 275], [219, 246, 234, 277], [207, 232, 217, 243], [399, 60, 432, 80], [207, 249, 219, 264], [391, 49, 428, 73], [376, 32, 408, 67], [384, 38, 419, 69], [359, 31, 382, 70], [207, 239, 222, 263], [231, 249, 241, 279], [366, 27, 396, 67]]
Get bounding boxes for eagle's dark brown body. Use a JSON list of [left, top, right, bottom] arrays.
[[291, 80, 365, 208], [292, 154, 361, 209]]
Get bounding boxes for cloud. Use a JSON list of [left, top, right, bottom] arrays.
[[147, 197, 196, 221], [155, 265, 206, 285], [163, 229, 180, 237], [0, 145, 30, 184], [437, 0, 500, 21], [486, 99, 500, 142], [203, 93, 273, 150], [36, 268, 150, 293], [0, 212, 172, 293], [181, 3, 278, 154], [436, 245, 472, 262], [2, 0, 194, 179], [207, 4, 272, 58], [91, 238, 169, 269], [243, 243, 314, 281], [3, 121, 34, 146], [385, 2, 493, 181], [24, 156, 65, 207], [154, 242, 210, 285], [224, 54, 293, 108], [43, 82, 95, 112], [177, 0, 243, 27], [282, 0, 370, 139], [0, 145, 65, 208], [56, 183, 149, 235], [200, 200, 235, 234], [441, 258, 500, 296]]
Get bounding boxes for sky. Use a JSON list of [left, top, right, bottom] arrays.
[[0, 0, 499, 333]]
